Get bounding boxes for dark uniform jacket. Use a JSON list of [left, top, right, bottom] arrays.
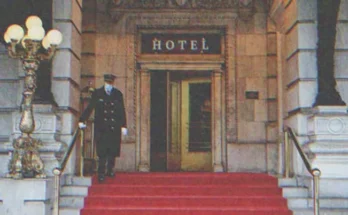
[[79, 86, 126, 157]]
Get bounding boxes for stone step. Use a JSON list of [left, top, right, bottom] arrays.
[[310, 198, 348, 209], [278, 178, 298, 187], [60, 196, 85, 208], [293, 209, 348, 215], [60, 185, 89, 196], [59, 207, 80, 215], [65, 176, 92, 186], [287, 198, 308, 209], [288, 198, 348, 209], [282, 187, 309, 198]]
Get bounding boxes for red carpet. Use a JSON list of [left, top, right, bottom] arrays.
[[80, 172, 292, 215]]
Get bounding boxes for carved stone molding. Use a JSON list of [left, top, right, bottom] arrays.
[[109, 0, 239, 9], [107, 0, 255, 22], [305, 106, 348, 178]]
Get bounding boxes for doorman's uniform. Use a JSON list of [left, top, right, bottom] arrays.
[[79, 85, 126, 175]]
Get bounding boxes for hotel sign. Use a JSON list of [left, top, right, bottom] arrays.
[[141, 33, 222, 54]]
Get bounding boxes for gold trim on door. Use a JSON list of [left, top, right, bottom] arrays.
[[181, 79, 212, 171], [167, 76, 212, 172], [167, 80, 181, 171]]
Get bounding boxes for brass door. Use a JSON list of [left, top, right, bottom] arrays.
[[167, 78, 212, 171]]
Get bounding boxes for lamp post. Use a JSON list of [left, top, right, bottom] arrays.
[[3, 15, 63, 179]]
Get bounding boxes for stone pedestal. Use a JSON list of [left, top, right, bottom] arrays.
[[305, 106, 348, 178], [1, 104, 65, 177], [0, 178, 53, 215]]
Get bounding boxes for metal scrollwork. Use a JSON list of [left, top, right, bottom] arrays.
[[8, 137, 45, 179], [5, 28, 58, 179]]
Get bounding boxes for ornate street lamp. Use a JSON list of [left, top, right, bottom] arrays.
[[3, 15, 63, 179]]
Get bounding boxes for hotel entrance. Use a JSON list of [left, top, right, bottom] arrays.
[[137, 29, 225, 172], [150, 71, 212, 172]]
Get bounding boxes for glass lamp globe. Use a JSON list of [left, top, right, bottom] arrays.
[[46, 29, 63, 45], [6, 24, 24, 42], [3, 31, 11, 43], [28, 26, 45, 41], [42, 36, 50, 50], [25, 16, 43, 29]]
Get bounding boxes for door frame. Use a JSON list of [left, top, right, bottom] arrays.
[[136, 61, 225, 172], [180, 78, 212, 171]]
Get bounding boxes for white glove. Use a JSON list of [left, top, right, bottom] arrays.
[[122, 127, 128, 136], [78, 122, 87, 129]]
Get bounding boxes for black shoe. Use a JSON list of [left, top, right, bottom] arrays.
[[106, 171, 115, 177], [98, 174, 105, 182]]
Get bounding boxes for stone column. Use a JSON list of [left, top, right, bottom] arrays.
[[314, 0, 345, 106], [138, 70, 151, 172], [212, 70, 224, 172]]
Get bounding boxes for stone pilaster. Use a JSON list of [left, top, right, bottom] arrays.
[[138, 70, 151, 172], [212, 70, 224, 172]]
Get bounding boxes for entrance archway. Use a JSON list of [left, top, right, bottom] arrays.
[[136, 61, 225, 172]]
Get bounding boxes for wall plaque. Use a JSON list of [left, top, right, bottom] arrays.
[[245, 91, 259, 99], [141, 33, 221, 54]]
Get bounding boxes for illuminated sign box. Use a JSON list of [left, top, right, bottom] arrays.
[[141, 33, 222, 54]]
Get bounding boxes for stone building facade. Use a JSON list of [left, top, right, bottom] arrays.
[[75, 0, 278, 173], [1, 0, 348, 213]]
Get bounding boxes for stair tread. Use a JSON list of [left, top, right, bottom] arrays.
[[81, 209, 292, 215], [59, 173, 306, 215], [295, 208, 348, 211], [84, 195, 286, 198], [82, 207, 291, 210]]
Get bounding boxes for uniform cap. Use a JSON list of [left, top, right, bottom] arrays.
[[104, 74, 116, 82]]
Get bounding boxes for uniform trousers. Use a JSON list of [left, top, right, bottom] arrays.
[[96, 130, 120, 175], [98, 156, 115, 175]]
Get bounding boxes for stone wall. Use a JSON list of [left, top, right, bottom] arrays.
[[51, 0, 83, 174], [281, 0, 317, 137], [78, 0, 281, 173], [270, 0, 348, 180], [92, 0, 137, 171], [0, 45, 21, 176], [269, 0, 318, 176], [227, 1, 278, 173]]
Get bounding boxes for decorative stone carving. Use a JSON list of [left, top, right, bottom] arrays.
[[108, 0, 239, 9], [107, 0, 255, 22], [237, 0, 255, 21], [305, 106, 348, 178]]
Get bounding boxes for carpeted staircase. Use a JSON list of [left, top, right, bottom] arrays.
[[80, 172, 292, 215]]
